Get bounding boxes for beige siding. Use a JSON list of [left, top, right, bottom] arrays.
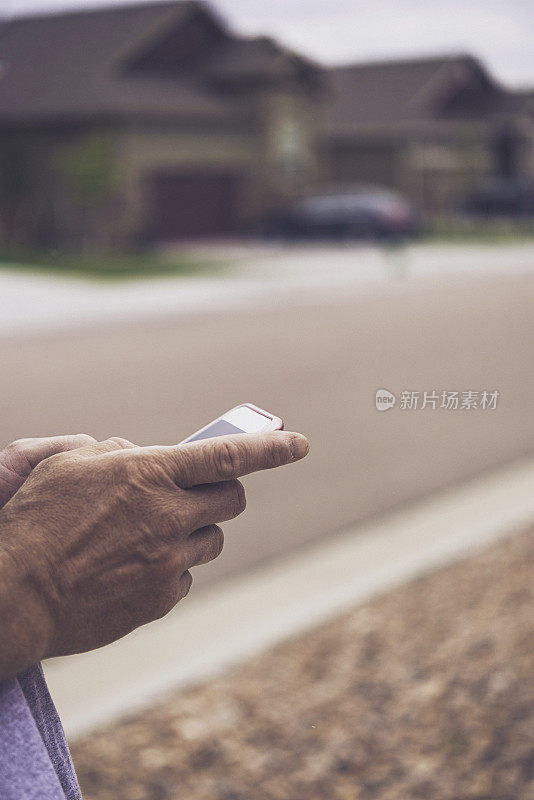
[[260, 88, 321, 205], [326, 128, 493, 213], [398, 134, 490, 212], [325, 141, 397, 189], [115, 126, 260, 242]]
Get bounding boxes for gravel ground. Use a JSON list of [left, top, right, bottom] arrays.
[[72, 528, 534, 800]]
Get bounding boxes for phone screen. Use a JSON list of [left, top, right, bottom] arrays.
[[183, 405, 277, 444], [186, 420, 245, 442]]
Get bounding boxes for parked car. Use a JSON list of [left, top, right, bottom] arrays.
[[462, 178, 534, 217], [263, 185, 421, 240]]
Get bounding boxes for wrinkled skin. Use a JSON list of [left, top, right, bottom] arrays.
[[0, 431, 309, 680]]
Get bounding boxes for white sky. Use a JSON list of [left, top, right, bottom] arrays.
[[3, 0, 534, 89]]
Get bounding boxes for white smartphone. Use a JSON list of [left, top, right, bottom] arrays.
[[181, 403, 284, 444]]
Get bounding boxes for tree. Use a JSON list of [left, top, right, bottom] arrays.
[[56, 130, 119, 252]]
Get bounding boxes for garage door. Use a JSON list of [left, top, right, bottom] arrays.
[[147, 170, 241, 239]]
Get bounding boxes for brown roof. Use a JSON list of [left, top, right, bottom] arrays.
[[202, 36, 320, 86], [323, 54, 533, 139], [0, 0, 314, 125], [0, 4, 529, 135]]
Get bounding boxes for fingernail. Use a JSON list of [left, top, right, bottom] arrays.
[[289, 434, 310, 460]]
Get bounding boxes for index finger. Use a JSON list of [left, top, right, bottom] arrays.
[[148, 431, 309, 487]]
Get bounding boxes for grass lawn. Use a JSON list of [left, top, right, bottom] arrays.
[[0, 248, 229, 281], [426, 218, 534, 245], [2, 228, 534, 281]]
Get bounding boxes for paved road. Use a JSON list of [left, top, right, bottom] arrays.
[[2, 271, 534, 586]]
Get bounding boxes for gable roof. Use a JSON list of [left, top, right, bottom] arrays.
[[323, 54, 530, 139], [201, 35, 320, 86], [0, 1, 316, 125]]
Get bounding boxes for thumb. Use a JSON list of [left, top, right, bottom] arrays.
[[0, 434, 97, 507]]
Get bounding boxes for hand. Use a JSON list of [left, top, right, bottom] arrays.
[[0, 434, 98, 509], [0, 432, 309, 679]]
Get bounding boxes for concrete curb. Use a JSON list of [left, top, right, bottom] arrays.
[[44, 455, 534, 740]]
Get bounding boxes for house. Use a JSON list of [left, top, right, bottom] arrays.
[[0, 0, 321, 247], [322, 55, 534, 212], [0, 1, 533, 248]]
